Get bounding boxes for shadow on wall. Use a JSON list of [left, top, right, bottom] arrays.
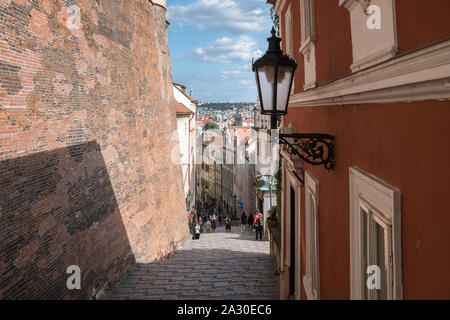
[[0, 141, 135, 299]]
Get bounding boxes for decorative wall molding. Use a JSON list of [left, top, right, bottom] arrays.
[[283, 157, 303, 298], [299, 0, 317, 91], [341, 0, 398, 73], [274, 0, 286, 15], [304, 170, 320, 300], [340, 0, 371, 12], [289, 39, 450, 107]]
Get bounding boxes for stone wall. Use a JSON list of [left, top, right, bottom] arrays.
[[0, 0, 188, 299]]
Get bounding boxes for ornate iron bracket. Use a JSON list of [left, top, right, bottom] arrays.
[[279, 133, 335, 170]]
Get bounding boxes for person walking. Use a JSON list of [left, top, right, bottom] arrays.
[[248, 212, 254, 231], [225, 216, 231, 233], [189, 210, 196, 236], [193, 224, 201, 240], [254, 211, 263, 240], [240, 212, 247, 232], [211, 213, 217, 232]]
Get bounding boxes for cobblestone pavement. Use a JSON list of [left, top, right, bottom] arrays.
[[106, 227, 279, 300]]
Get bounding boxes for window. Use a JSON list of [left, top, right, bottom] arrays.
[[360, 200, 392, 300], [300, 0, 315, 47], [349, 166, 402, 300], [339, 0, 398, 72], [304, 171, 319, 299], [299, 0, 317, 90], [285, 4, 294, 57]]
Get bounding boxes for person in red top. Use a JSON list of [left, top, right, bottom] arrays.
[[254, 210, 263, 240]]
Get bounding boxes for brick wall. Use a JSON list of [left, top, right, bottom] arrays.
[[0, 0, 189, 299]]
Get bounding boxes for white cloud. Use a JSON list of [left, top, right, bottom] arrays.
[[220, 65, 251, 79], [194, 35, 263, 63], [240, 79, 254, 86], [167, 0, 271, 34]]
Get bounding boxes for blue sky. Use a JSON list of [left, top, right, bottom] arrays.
[[167, 0, 272, 102]]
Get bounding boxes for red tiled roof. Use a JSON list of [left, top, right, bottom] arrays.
[[173, 82, 187, 90], [185, 93, 198, 103], [229, 126, 253, 142], [175, 101, 193, 115]]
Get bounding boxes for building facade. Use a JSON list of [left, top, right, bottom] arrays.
[[173, 83, 197, 208], [269, 0, 450, 300], [231, 127, 257, 219], [222, 129, 235, 217]]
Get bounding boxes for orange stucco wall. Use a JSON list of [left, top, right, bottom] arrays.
[[280, 0, 305, 95], [314, 0, 353, 86], [396, 0, 450, 55], [284, 100, 450, 299]]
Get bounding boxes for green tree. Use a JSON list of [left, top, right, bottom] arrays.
[[270, 7, 280, 36], [203, 121, 219, 131]]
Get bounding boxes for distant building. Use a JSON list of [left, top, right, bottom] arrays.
[[173, 83, 198, 208], [231, 126, 256, 219]]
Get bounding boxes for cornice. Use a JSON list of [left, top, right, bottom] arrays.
[[290, 40, 450, 107]]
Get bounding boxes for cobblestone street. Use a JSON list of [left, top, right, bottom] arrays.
[[107, 228, 279, 300]]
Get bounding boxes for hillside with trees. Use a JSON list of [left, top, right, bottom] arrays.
[[199, 102, 255, 111]]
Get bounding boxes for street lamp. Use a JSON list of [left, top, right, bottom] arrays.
[[252, 28, 336, 170], [253, 27, 297, 129]]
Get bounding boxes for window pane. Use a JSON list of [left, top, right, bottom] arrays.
[[256, 66, 275, 112], [276, 65, 293, 113]]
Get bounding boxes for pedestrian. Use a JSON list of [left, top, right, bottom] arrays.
[[254, 211, 263, 240], [189, 210, 196, 235], [240, 212, 247, 232], [211, 213, 217, 232], [205, 220, 211, 233], [225, 216, 231, 233], [248, 212, 254, 231], [193, 224, 201, 240]]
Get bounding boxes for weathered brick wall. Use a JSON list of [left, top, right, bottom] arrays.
[[0, 0, 189, 299]]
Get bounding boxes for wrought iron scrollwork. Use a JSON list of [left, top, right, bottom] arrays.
[[279, 133, 335, 170]]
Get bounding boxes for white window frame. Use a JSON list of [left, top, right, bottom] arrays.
[[339, 0, 398, 73], [299, 0, 315, 52], [349, 166, 402, 300], [285, 4, 294, 58], [360, 199, 393, 300], [285, 166, 302, 299], [304, 171, 319, 300], [281, 154, 302, 300], [299, 0, 317, 90]]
